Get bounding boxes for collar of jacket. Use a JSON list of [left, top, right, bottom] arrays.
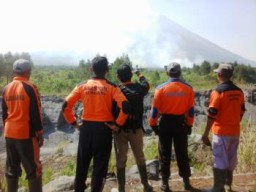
[[13, 76, 29, 81], [92, 76, 106, 80], [121, 81, 133, 86], [219, 80, 233, 85], [168, 78, 180, 82]]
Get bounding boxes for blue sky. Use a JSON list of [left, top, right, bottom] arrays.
[[0, 0, 255, 61]]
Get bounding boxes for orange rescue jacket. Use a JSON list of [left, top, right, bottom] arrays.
[[2, 77, 43, 139], [208, 81, 245, 136], [62, 77, 129, 126], [149, 78, 195, 127]]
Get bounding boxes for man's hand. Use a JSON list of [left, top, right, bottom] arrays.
[[134, 68, 141, 76], [201, 134, 211, 146], [186, 125, 192, 135], [105, 122, 119, 132], [71, 121, 81, 130], [73, 123, 80, 130], [37, 135, 44, 147], [151, 126, 159, 135]]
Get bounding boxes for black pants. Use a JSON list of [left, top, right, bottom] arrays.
[[75, 121, 112, 192], [158, 115, 191, 180]]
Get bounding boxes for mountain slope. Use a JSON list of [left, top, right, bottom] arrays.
[[127, 15, 256, 67], [30, 15, 256, 67]]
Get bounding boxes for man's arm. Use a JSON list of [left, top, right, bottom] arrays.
[[62, 86, 81, 126], [23, 83, 44, 147], [136, 71, 150, 96], [202, 117, 214, 146], [148, 89, 161, 127], [1, 90, 8, 126], [112, 87, 130, 126], [185, 89, 195, 127]]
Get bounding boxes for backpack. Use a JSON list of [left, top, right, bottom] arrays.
[[118, 84, 144, 132]]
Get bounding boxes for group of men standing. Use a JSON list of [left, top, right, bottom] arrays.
[[1, 56, 245, 192]]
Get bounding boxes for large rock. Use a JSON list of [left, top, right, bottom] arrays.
[[0, 89, 255, 141], [41, 96, 70, 136], [43, 176, 74, 192]]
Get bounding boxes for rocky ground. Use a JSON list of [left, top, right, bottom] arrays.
[[42, 172, 256, 192], [0, 92, 256, 191], [1, 135, 256, 192]]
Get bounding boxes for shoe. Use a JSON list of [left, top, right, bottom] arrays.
[[161, 182, 171, 192], [184, 183, 194, 190], [183, 177, 196, 191], [143, 184, 153, 192], [224, 184, 232, 192]]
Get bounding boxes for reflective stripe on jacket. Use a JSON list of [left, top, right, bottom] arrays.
[[2, 77, 43, 139]]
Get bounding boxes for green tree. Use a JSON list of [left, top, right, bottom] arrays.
[[77, 59, 91, 80], [0, 52, 32, 84], [200, 61, 211, 75], [108, 53, 133, 84], [152, 70, 160, 84], [0, 54, 4, 77], [212, 62, 219, 71], [192, 64, 200, 74], [234, 64, 256, 83]]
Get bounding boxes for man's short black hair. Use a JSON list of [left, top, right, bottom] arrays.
[[91, 56, 109, 76], [117, 64, 132, 82]]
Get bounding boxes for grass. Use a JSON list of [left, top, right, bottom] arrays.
[[1, 122, 256, 190], [59, 160, 76, 176], [143, 137, 158, 160], [0, 111, 255, 191], [42, 118, 256, 179], [43, 167, 55, 185], [237, 125, 256, 173]]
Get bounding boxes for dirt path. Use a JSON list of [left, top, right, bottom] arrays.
[[103, 173, 256, 192]]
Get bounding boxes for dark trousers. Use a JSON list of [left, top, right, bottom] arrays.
[[74, 121, 112, 192], [158, 115, 191, 180], [5, 137, 42, 180]]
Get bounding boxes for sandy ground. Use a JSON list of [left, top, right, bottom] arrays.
[[103, 173, 256, 192]]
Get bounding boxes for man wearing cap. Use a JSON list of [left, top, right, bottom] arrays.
[[113, 64, 153, 192], [148, 62, 195, 191], [1, 59, 43, 192], [202, 63, 245, 192], [62, 56, 129, 192]]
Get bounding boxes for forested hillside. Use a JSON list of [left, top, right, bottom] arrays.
[[1, 52, 256, 191], [1, 52, 256, 96]]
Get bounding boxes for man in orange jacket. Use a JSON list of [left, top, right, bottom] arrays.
[[62, 56, 129, 192], [202, 63, 245, 192], [148, 62, 195, 192], [2, 59, 43, 192]]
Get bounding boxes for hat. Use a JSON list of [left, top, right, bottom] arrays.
[[167, 62, 181, 74], [13, 59, 32, 73], [213, 63, 233, 77], [117, 64, 132, 82]]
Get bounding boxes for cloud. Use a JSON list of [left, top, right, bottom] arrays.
[[0, 0, 153, 57]]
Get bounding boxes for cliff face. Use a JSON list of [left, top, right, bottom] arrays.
[[0, 89, 256, 136]]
